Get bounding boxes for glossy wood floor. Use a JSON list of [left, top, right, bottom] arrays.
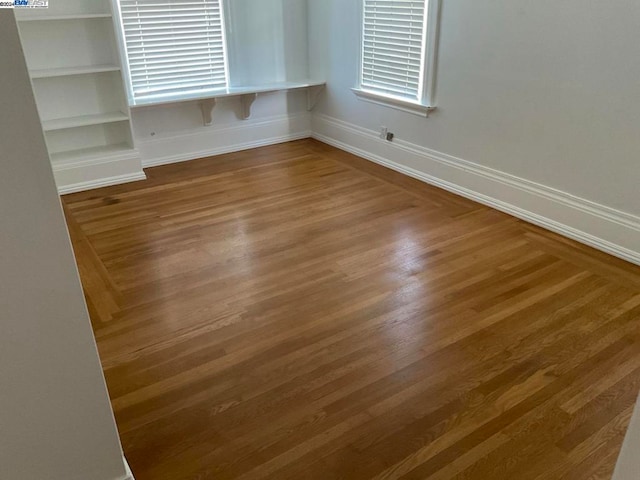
[[63, 139, 640, 480]]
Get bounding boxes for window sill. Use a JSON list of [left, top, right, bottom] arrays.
[[352, 88, 435, 117]]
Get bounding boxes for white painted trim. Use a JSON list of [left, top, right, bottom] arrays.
[[53, 149, 141, 172], [352, 88, 435, 117], [311, 113, 640, 266], [119, 456, 135, 480], [51, 146, 145, 194], [57, 172, 146, 195], [423, 0, 442, 107], [138, 113, 312, 168]]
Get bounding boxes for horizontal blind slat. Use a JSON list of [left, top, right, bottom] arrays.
[[127, 44, 224, 56], [123, 28, 221, 39], [119, 0, 228, 99], [129, 62, 226, 73], [361, 0, 426, 99]]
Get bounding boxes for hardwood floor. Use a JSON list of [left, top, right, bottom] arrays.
[[63, 139, 640, 480]]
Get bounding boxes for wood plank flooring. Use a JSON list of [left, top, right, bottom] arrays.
[[62, 139, 640, 480]]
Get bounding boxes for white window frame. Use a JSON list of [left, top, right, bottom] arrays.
[[112, 0, 231, 106], [353, 0, 441, 117]]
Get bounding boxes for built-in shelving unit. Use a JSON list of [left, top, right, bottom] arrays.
[[15, 0, 144, 194]]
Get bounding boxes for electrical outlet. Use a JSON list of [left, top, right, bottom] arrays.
[[379, 126, 388, 140]]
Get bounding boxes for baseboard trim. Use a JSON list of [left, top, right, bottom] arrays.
[[120, 456, 135, 480], [57, 172, 147, 195], [138, 113, 312, 168], [53, 148, 145, 195], [312, 113, 640, 266]]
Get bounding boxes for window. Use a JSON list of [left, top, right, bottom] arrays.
[[117, 0, 229, 103], [354, 0, 440, 116]]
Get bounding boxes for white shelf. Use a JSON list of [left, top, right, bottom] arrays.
[[18, 13, 112, 22], [130, 80, 326, 125], [42, 112, 129, 132], [30, 64, 120, 79], [50, 144, 136, 166], [130, 80, 327, 108]]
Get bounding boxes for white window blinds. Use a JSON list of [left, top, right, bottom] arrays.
[[118, 0, 228, 100], [362, 0, 427, 100]]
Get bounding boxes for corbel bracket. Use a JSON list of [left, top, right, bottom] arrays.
[[200, 98, 217, 126], [307, 84, 325, 111], [240, 93, 258, 120]]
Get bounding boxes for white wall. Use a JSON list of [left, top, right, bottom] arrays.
[[308, 0, 640, 262], [226, 0, 309, 85], [132, 0, 311, 167], [0, 11, 130, 480]]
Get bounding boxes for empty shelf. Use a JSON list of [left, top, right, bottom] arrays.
[[30, 64, 120, 79], [50, 144, 136, 166], [42, 112, 129, 132]]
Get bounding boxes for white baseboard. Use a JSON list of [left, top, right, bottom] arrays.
[[57, 172, 146, 195], [53, 112, 310, 193], [54, 151, 146, 195], [119, 456, 135, 480], [138, 112, 312, 168], [312, 113, 640, 266]]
